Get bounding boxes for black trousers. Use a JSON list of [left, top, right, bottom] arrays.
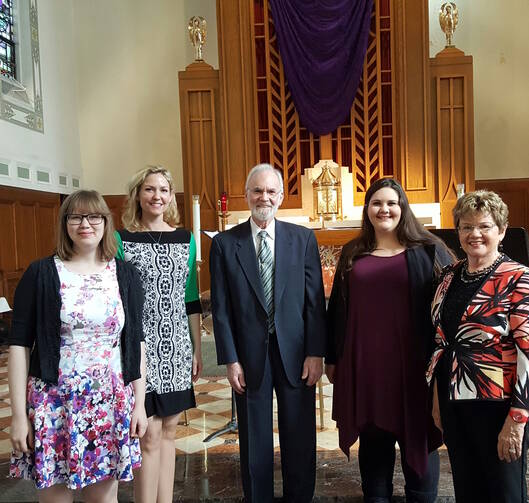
[[439, 395, 528, 503], [235, 334, 316, 503], [358, 427, 440, 503]]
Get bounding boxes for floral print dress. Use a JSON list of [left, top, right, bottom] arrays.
[[10, 257, 141, 490]]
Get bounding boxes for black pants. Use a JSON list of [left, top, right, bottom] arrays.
[[358, 427, 439, 503], [439, 396, 528, 503], [235, 334, 316, 503]]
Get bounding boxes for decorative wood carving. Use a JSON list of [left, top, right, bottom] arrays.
[[393, 0, 434, 202], [178, 62, 222, 291], [430, 47, 475, 227], [217, 0, 258, 211], [338, 0, 395, 205], [249, 0, 397, 207]]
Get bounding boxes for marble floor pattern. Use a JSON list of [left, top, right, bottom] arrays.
[[0, 342, 462, 502]]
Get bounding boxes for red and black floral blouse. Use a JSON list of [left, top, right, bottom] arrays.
[[427, 258, 529, 409]]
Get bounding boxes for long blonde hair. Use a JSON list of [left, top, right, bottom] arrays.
[[122, 166, 180, 231], [56, 190, 117, 261]]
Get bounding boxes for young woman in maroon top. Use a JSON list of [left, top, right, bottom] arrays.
[[326, 178, 454, 503]]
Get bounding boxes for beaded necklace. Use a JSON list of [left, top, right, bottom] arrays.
[[460, 253, 504, 283]]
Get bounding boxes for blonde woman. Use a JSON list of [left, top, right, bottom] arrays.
[[118, 166, 202, 503], [9, 190, 146, 503]]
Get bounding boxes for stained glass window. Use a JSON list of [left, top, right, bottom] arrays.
[[0, 0, 16, 80]]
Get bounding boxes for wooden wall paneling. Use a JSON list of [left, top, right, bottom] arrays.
[[392, 0, 434, 203], [103, 194, 127, 231], [0, 186, 60, 306], [475, 179, 529, 231], [430, 48, 475, 227], [15, 202, 38, 270], [35, 201, 58, 257], [217, 0, 258, 211], [179, 62, 222, 292], [0, 200, 16, 273]]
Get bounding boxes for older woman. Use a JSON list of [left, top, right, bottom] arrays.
[[428, 190, 529, 503]]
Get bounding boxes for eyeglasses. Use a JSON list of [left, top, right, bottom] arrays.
[[66, 213, 105, 225], [457, 223, 497, 234], [248, 188, 282, 198]]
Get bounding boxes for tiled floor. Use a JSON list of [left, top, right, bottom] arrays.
[[0, 342, 460, 502], [175, 374, 339, 457], [0, 341, 338, 460]]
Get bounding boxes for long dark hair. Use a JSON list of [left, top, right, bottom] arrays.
[[343, 178, 450, 271]]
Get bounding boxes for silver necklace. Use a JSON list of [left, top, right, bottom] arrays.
[[460, 253, 504, 283], [146, 231, 163, 245]]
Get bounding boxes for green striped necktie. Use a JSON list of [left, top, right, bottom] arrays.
[[258, 230, 275, 333]]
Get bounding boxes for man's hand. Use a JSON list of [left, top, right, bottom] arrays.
[[301, 356, 323, 386], [227, 362, 246, 394], [325, 364, 336, 384]]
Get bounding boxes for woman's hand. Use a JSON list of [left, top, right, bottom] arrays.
[[130, 404, 148, 439], [8, 346, 32, 453], [325, 364, 336, 384], [432, 379, 443, 433], [192, 351, 203, 382], [10, 413, 33, 454], [497, 412, 526, 462]]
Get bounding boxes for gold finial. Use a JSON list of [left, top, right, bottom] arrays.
[[188, 16, 207, 61], [439, 2, 459, 48]]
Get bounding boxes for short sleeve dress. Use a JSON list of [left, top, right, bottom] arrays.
[[10, 257, 141, 490], [117, 229, 202, 417]]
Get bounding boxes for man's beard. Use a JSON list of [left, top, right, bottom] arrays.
[[251, 204, 278, 222]]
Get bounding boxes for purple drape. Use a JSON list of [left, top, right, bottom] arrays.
[[268, 0, 373, 135]]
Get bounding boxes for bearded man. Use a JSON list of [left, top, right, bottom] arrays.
[[210, 163, 327, 503]]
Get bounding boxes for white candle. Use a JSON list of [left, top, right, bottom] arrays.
[[192, 195, 201, 262]]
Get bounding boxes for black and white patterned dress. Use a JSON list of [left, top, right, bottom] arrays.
[[117, 229, 202, 417]]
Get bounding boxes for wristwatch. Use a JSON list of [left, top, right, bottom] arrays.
[[509, 410, 529, 423]]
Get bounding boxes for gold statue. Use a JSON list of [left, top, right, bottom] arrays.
[[188, 16, 207, 61], [439, 2, 459, 47]]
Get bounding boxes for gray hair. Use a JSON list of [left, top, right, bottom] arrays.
[[245, 163, 284, 192]]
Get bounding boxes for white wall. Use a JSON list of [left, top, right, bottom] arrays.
[[0, 0, 82, 193], [429, 0, 529, 180], [73, 0, 218, 194]]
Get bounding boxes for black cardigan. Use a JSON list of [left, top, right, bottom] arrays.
[[326, 243, 453, 364], [8, 256, 145, 385]]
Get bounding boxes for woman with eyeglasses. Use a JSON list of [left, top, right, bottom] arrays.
[[117, 166, 202, 503], [428, 190, 529, 502], [8, 190, 147, 502]]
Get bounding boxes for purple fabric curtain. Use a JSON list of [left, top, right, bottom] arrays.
[[268, 0, 373, 136]]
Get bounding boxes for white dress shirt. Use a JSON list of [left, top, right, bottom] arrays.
[[250, 217, 275, 262]]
